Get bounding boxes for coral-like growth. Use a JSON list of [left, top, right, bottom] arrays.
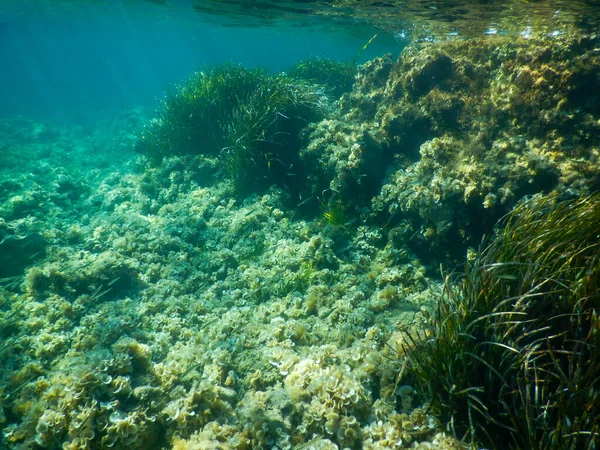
[[402, 192, 600, 449], [305, 34, 600, 266]]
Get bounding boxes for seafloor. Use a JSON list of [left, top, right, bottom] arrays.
[[1, 34, 599, 449]]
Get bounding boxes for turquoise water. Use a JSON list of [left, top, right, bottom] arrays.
[[1, 1, 599, 449], [0, 2, 395, 123]]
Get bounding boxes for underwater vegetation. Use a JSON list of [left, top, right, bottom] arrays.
[[402, 192, 600, 449], [0, 116, 452, 450], [287, 36, 376, 100], [2, 32, 600, 450], [136, 63, 328, 193], [287, 57, 355, 99]]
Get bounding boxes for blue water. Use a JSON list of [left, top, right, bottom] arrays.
[[0, 1, 400, 124], [2, 2, 600, 450]]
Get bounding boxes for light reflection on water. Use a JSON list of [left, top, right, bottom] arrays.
[[2, 0, 599, 39]]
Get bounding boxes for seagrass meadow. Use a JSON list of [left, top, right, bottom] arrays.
[[1, 3, 600, 449]]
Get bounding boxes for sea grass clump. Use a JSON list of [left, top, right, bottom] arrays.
[[403, 192, 600, 449], [136, 63, 328, 192], [288, 56, 356, 98]]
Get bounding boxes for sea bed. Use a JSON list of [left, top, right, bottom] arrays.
[[1, 33, 599, 450]]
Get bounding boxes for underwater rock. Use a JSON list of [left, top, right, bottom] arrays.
[[306, 34, 600, 267]]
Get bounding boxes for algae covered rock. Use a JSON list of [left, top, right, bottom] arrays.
[[304, 34, 600, 266]]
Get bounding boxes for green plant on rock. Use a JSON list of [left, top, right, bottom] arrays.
[[321, 200, 349, 228], [402, 192, 600, 449], [137, 63, 328, 192], [220, 72, 328, 191], [287, 34, 377, 100], [288, 56, 356, 98], [137, 64, 256, 161]]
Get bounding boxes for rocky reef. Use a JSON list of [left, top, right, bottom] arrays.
[[304, 34, 600, 266], [1, 33, 599, 450]]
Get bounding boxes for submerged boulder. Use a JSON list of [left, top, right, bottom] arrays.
[[304, 34, 600, 267]]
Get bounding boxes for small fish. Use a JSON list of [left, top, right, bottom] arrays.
[[90, 285, 113, 301], [107, 276, 122, 287], [297, 196, 314, 207]]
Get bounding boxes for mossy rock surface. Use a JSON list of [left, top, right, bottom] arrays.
[[303, 34, 600, 267]]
